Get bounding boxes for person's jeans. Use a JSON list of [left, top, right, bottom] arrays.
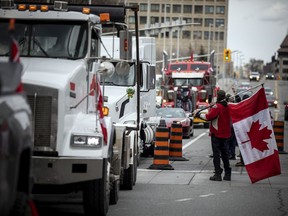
[[211, 135, 230, 173]]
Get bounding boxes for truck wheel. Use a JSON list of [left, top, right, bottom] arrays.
[[121, 164, 134, 190], [83, 160, 109, 216], [109, 180, 119, 205], [204, 123, 209, 128], [133, 142, 138, 186], [8, 192, 29, 216]]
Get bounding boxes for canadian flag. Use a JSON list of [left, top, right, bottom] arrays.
[[228, 87, 281, 183], [90, 74, 108, 144], [9, 19, 23, 92]]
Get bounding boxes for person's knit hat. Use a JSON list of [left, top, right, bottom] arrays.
[[217, 90, 226, 101]]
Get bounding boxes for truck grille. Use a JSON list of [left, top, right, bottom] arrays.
[[27, 95, 52, 147], [24, 84, 58, 152]]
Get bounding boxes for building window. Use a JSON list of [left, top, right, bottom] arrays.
[[204, 31, 214, 40], [216, 6, 225, 14], [195, 5, 203, 14], [151, 4, 160, 12], [161, 32, 170, 38], [183, 30, 191, 39], [151, 16, 159, 24], [140, 3, 148, 12], [215, 19, 225, 27], [193, 31, 202, 39], [172, 31, 178, 38], [129, 16, 135, 24], [173, 5, 181, 13], [183, 17, 192, 23], [140, 16, 147, 24], [205, 6, 214, 14], [216, 0, 225, 2], [161, 17, 171, 23], [162, 4, 171, 13], [215, 31, 224, 40], [183, 5, 192, 13], [194, 18, 203, 26], [204, 18, 213, 27]]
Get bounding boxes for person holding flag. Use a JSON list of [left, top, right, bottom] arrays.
[[194, 90, 232, 181], [228, 87, 281, 183]]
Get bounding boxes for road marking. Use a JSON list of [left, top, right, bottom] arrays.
[[199, 193, 215, 198], [175, 198, 193, 202], [183, 131, 208, 150]]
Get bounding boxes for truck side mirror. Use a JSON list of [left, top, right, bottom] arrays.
[[146, 65, 155, 90], [97, 61, 115, 78]]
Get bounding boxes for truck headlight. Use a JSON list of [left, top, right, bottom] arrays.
[[71, 135, 102, 148]]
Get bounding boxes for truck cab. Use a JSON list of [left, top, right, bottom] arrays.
[[0, 1, 148, 215]]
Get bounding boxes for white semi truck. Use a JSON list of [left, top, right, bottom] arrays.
[[101, 34, 158, 157], [0, 1, 158, 215]]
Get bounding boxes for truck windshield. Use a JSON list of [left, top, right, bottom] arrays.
[[190, 64, 209, 70], [102, 63, 135, 86], [0, 20, 88, 59], [174, 78, 202, 86]]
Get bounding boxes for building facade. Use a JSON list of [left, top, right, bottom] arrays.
[[125, 0, 229, 73], [277, 34, 288, 80]]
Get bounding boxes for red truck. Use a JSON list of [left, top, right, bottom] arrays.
[[162, 59, 219, 128]]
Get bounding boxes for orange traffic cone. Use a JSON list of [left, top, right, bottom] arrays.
[[149, 126, 174, 170], [169, 123, 188, 161], [273, 121, 287, 154]]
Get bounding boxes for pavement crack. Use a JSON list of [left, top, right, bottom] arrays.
[[277, 189, 287, 216]]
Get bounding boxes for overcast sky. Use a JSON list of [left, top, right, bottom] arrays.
[[227, 0, 288, 64]]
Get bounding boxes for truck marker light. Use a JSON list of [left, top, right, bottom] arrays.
[[70, 82, 75, 91], [29, 5, 37, 11], [40, 5, 48, 12], [82, 7, 90, 14], [124, 39, 128, 51], [102, 106, 109, 116], [100, 13, 110, 22], [18, 4, 26, 11]]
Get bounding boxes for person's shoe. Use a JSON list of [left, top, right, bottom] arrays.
[[209, 174, 222, 181], [210, 168, 223, 181], [235, 162, 245, 167], [223, 168, 231, 181], [229, 156, 236, 160], [223, 175, 231, 181]]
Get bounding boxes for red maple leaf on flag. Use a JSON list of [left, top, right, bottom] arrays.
[[242, 120, 272, 152]]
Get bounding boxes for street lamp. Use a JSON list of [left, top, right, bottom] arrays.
[[163, 4, 170, 52], [216, 24, 224, 74], [207, 23, 213, 56]]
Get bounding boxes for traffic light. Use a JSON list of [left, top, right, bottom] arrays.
[[223, 49, 231, 62]]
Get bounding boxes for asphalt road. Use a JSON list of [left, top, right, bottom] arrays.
[[34, 77, 288, 216]]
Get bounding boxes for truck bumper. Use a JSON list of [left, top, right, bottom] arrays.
[[32, 156, 103, 185]]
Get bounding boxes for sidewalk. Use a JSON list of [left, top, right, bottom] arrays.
[[137, 152, 288, 188]]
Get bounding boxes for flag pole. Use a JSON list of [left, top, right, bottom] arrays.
[[194, 82, 265, 116]]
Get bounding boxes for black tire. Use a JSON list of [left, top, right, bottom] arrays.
[[133, 142, 138, 186], [204, 123, 209, 128], [83, 160, 109, 216], [109, 180, 119, 205], [8, 192, 29, 216], [121, 164, 134, 190]]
